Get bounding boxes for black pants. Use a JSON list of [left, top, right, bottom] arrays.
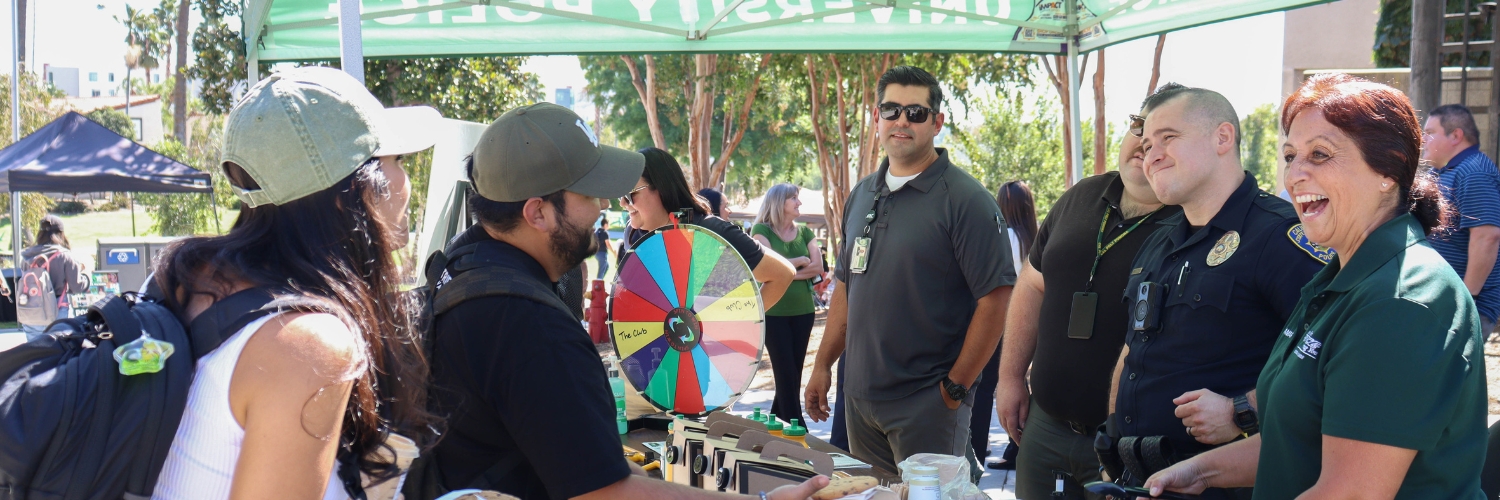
[[830, 355, 849, 451], [594, 252, 609, 279], [764, 313, 815, 425], [969, 345, 1017, 458]]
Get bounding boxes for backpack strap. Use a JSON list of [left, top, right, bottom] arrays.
[[431, 242, 572, 318], [183, 288, 333, 359]]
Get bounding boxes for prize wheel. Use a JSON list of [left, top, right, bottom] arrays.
[[609, 224, 764, 416]]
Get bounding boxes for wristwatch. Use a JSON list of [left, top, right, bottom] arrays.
[[941, 377, 970, 402], [1232, 394, 1259, 436]]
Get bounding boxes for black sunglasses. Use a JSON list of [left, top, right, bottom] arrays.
[[878, 103, 937, 124], [620, 185, 649, 205], [1129, 114, 1146, 137]]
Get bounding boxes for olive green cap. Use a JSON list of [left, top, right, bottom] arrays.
[[470, 102, 644, 202], [220, 66, 439, 208]]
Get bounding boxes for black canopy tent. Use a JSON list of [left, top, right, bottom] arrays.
[[0, 111, 215, 319]]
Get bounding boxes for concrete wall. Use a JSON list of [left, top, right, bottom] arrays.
[[1282, 0, 1381, 101], [45, 67, 78, 97], [127, 100, 164, 146]]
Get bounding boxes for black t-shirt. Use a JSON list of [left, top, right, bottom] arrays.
[[626, 213, 765, 269], [428, 233, 630, 499], [1028, 172, 1180, 427]]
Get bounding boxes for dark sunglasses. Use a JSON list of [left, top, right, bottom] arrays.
[[878, 103, 936, 124], [620, 184, 649, 205], [1129, 114, 1146, 137]]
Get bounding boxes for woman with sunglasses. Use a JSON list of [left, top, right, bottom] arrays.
[[621, 147, 796, 309]]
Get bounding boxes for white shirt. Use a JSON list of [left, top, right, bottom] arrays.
[[1007, 227, 1022, 271], [886, 170, 920, 191]]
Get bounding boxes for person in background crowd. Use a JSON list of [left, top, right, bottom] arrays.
[[593, 221, 612, 280], [995, 116, 1180, 499], [699, 187, 727, 218], [751, 183, 823, 426], [150, 66, 439, 499], [1145, 72, 1487, 500], [624, 148, 795, 308], [805, 65, 1015, 475], [1421, 104, 1500, 338], [971, 181, 1036, 471], [424, 103, 825, 499], [17, 215, 90, 339], [1107, 83, 1325, 499]]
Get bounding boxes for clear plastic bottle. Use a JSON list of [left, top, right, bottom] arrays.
[[607, 356, 626, 435], [783, 419, 808, 447]]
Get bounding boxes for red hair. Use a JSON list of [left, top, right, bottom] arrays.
[[1281, 73, 1450, 234]]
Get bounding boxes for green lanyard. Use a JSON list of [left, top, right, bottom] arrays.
[[1087, 207, 1161, 290]]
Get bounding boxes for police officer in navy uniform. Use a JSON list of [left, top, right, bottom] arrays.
[[1103, 84, 1327, 499]]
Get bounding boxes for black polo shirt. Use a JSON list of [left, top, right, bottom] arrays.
[[1116, 172, 1325, 456], [834, 149, 1016, 400], [429, 228, 631, 499], [1030, 172, 1181, 428]]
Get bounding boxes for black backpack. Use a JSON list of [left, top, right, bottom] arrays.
[[0, 288, 300, 499], [402, 238, 574, 500]]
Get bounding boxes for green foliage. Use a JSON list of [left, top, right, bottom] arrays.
[[948, 93, 1068, 219], [136, 114, 236, 236], [86, 108, 135, 139], [1240, 103, 1281, 193], [116, 3, 175, 80], [189, 0, 246, 115], [361, 56, 544, 231], [1374, 0, 1491, 68]]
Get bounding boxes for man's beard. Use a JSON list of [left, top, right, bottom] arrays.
[[551, 212, 596, 272]]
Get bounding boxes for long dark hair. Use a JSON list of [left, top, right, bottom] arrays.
[[997, 181, 1038, 263], [1282, 73, 1451, 235], [35, 215, 69, 249], [153, 159, 434, 483], [638, 147, 711, 217]]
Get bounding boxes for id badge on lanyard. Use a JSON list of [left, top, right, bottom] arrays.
[[851, 192, 884, 274]]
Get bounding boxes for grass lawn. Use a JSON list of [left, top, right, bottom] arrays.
[[0, 207, 239, 267]]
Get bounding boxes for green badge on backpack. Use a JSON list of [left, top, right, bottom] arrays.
[[113, 333, 174, 376]]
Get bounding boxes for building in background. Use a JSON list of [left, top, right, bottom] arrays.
[[555, 86, 575, 110], [58, 94, 165, 146]]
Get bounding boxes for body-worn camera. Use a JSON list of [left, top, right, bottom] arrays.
[[1132, 282, 1166, 332]]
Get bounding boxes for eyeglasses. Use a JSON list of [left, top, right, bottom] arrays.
[[1128, 114, 1145, 137], [620, 185, 649, 205], [878, 103, 936, 124]]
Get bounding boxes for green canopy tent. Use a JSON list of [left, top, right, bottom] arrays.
[[239, 0, 1333, 261]]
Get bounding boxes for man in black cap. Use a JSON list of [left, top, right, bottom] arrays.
[[423, 103, 827, 500]]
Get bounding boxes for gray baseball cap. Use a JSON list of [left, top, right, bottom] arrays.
[[221, 66, 440, 207], [471, 103, 644, 202]]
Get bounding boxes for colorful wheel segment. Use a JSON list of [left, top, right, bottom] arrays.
[[610, 224, 764, 416]]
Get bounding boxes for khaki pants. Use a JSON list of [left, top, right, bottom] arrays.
[[1014, 401, 1104, 500], [845, 385, 975, 475]]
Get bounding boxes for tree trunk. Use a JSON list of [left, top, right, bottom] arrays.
[[1147, 34, 1166, 95], [1093, 48, 1107, 176], [1043, 55, 1074, 186], [172, 0, 189, 142], [1410, 0, 1443, 118], [807, 55, 849, 248], [621, 55, 666, 150], [705, 54, 773, 189], [687, 53, 718, 190]]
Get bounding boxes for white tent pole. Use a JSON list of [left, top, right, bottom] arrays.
[[11, 0, 22, 293], [1066, 0, 1084, 184], [338, 0, 364, 83]]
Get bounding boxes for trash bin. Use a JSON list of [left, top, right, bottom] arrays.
[[97, 237, 181, 294]]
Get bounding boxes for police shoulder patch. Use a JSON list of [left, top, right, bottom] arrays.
[[1287, 224, 1334, 264]]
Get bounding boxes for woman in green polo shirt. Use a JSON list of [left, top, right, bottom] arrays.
[[750, 183, 822, 426], [1143, 73, 1487, 499]]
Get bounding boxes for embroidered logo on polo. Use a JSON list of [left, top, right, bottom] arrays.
[[1295, 331, 1323, 359], [1283, 328, 1294, 338], [1287, 224, 1335, 265]]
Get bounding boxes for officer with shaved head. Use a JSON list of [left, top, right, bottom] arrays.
[[1096, 84, 1325, 499]]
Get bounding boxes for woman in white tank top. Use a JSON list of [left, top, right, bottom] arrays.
[[149, 67, 440, 499]]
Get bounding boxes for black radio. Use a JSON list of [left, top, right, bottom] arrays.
[[1132, 282, 1166, 332]]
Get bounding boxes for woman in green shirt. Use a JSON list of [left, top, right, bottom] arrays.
[[750, 183, 823, 426], [1143, 73, 1487, 498]]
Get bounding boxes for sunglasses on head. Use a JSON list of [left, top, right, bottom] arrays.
[[620, 184, 649, 205], [1129, 114, 1146, 137], [878, 102, 937, 124]]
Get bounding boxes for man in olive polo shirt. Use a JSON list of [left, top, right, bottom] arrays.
[[804, 66, 1015, 473], [996, 127, 1180, 499]]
